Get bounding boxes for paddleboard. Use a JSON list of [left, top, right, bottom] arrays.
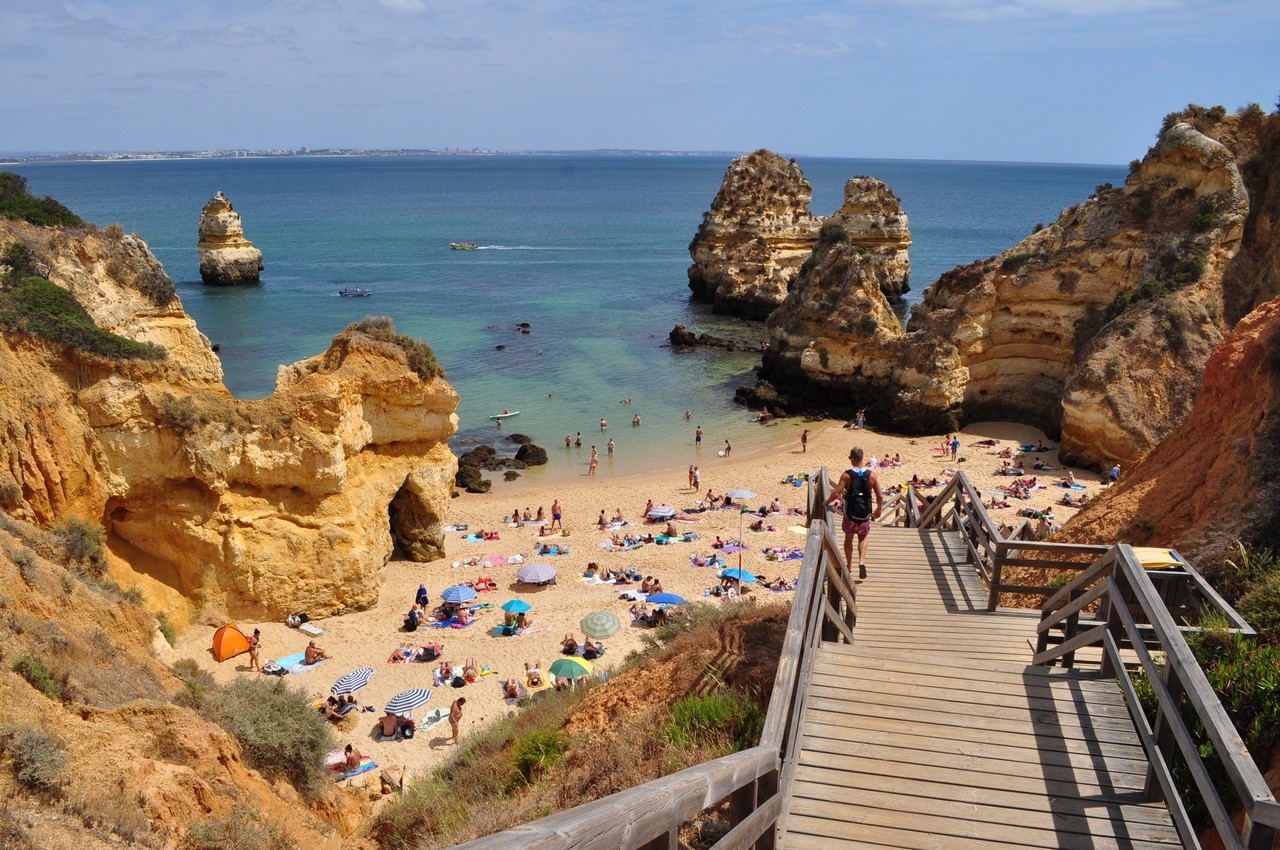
[[487, 411, 520, 420]]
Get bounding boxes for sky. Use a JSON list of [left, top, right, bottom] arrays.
[[1, 0, 1276, 164]]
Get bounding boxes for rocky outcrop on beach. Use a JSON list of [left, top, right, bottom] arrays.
[[824, 177, 912, 302], [755, 121, 1251, 468], [1056, 292, 1280, 568], [197, 191, 264, 285], [687, 149, 823, 318], [1, 212, 459, 621]]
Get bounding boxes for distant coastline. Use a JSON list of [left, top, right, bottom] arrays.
[[0, 147, 748, 166]]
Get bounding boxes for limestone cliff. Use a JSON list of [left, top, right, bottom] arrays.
[[825, 176, 912, 301], [0, 533, 364, 849], [756, 122, 1250, 467], [1055, 293, 1280, 567], [197, 191, 264, 285], [687, 149, 822, 318], [1, 214, 458, 622]]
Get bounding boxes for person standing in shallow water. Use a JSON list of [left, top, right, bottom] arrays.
[[695, 425, 703, 446]]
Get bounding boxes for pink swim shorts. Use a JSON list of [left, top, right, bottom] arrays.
[[842, 516, 871, 537]]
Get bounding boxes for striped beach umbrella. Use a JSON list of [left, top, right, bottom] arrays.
[[580, 611, 620, 639], [501, 599, 532, 614], [516, 563, 557, 584], [330, 667, 373, 696], [441, 584, 477, 604], [549, 657, 593, 679], [384, 688, 433, 716]]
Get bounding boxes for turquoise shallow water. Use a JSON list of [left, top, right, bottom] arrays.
[[10, 155, 1123, 484]]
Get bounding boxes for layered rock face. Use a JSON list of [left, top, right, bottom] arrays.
[[1, 216, 458, 621], [197, 191, 264, 285], [825, 177, 912, 301], [687, 149, 822, 318], [1056, 293, 1280, 566], [758, 123, 1249, 467]]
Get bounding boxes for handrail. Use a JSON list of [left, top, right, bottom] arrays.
[[1035, 545, 1279, 850], [453, 468, 851, 850]]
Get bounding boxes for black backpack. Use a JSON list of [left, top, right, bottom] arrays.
[[844, 468, 873, 521]]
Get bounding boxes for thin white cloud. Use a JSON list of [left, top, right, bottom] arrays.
[[377, 0, 426, 13], [877, 0, 1182, 22]]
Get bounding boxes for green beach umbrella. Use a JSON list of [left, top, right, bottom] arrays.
[[580, 611, 620, 639], [549, 657, 593, 679]]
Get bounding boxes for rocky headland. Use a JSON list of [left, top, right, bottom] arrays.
[[686, 149, 823, 318], [1, 210, 458, 624], [197, 191, 264, 285], [749, 115, 1280, 469]]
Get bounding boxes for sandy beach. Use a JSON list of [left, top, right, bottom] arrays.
[[173, 417, 1102, 783]]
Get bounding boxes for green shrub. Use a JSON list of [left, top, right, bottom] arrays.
[[171, 658, 216, 710], [663, 689, 764, 754], [51, 516, 106, 577], [7, 545, 38, 585], [0, 173, 83, 227], [1238, 572, 1280, 641], [2, 242, 38, 279], [512, 729, 569, 781], [818, 223, 850, 245], [12, 656, 61, 700], [184, 806, 295, 850], [156, 611, 177, 647], [0, 275, 164, 360], [204, 677, 333, 797], [1000, 253, 1032, 272], [348, 316, 444, 381], [2, 727, 67, 792], [1093, 182, 1117, 198]]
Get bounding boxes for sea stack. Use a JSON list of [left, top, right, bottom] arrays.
[[197, 191, 263, 285], [687, 149, 822, 319]]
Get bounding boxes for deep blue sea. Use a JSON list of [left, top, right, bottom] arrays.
[[9, 155, 1124, 485]]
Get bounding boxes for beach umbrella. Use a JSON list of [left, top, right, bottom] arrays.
[[580, 610, 620, 639], [384, 688, 433, 716], [719, 567, 759, 583], [330, 667, 374, 696], [727, 488, 758, 569], [647, 592, 688, 605], [549, 657, 593, 679], [501, 599, 532, 614], [646, 505, 677, 519], [516, 563, 557, 583], [441, 584, 477, 604]]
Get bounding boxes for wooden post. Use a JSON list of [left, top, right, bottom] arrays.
[[638, 827, 678, 850], [1145, 664, 1186, 802], [730, 778, 758, 842], [757, 769, 779, 850], [1244, 819, 1277, 850], [1062, 587, 1080, 669]]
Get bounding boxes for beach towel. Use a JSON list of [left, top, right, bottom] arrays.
[[491, 625, 532, 637], [484, 554, 507, 567], [419, 707, 450, 731], [465, 534, 484, 543], [444, 523, 468, 532], [506, 554, 525, 564], [298, 622, 325, 637], [333, 758, 378, 781]]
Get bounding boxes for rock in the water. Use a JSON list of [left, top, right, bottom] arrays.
[[823, 177, 912, 303], [505, 433, 533, 445], [515, 443, 548, 465], [197, 191, 263, 286], [687, 149, 822, 319], [759, 121, 1251, 466], [503, 470, 521, 481], [668, 324, 763, 352]]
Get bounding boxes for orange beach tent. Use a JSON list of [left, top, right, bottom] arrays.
[[211, 623, 251, 662]]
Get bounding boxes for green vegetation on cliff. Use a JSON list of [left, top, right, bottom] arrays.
[[0, 173, 82, 228], [349, 315, 445, 380], [1, 244, 164, 361]]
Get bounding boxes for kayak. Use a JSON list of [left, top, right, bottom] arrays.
[[487, 411, 520, 420]]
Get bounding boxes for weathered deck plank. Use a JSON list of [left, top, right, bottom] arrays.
[[780, 527, 1175, 850]]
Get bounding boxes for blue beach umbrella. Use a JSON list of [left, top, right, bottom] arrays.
[[384, 688, 433, 716], [441, 584, 477, 604], [501, 599, 532, 614], [330, 667, 374, 696], [647, 592, 688, 605], [719, 567, 759, 584], [516, 563, 557, 584]]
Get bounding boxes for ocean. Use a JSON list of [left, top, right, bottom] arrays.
[[9, 155, 1125, 486]]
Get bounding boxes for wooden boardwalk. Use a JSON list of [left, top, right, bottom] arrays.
[[781, 526, 1179, 850]]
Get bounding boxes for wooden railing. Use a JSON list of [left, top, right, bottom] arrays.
[[1036, 545, 1278, 850], [452, 469, 854, 850]]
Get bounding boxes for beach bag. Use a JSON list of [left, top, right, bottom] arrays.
[[452, 675, 466, 688], [844, 468, 873, 521], [400, 724, 414, 739], [262, 661, 284, 676]]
